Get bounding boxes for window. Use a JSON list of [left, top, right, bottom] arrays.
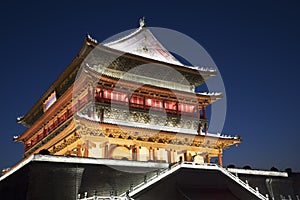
[[111, 91, 127, 102], [164, 101, 177, 110], [145, 98, 163, 108], [95, 88, 102, 99], [103, 89, 112, 99], [130, 96, 144, 105], [178, 103, 195, 113], [102, 89, 127, 102]]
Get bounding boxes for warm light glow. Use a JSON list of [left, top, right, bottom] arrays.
[[103, 90, 111, 99], [145, 98, 163, 108], [111, 91, 127, 102], [179, 103, 195, 113], [130, 96, 144, 105], [165, 101, 177, 110]]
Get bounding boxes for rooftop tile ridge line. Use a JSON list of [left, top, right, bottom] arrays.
[[102, 27, 183, 66], [141, 27, 182, 65], [102, 26, 143, 46]]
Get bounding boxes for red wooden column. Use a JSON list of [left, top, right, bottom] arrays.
[[77, 144, 80, 156], [149, 147, 153, 161], [77, 144, 88, 157], [200, 106, 208, 134], [183, 152, 187, 162], [132, 146, 138, 160], [103, 143, 109, 158], [197, 105, 201, 135], [167, 150, 172, 163], [84, 141, 90, 157], [204, 106, 207, 134], [143, 96, 146, 110], [91, 86, 95, 119], [218, 150, 223, 167], [202, 106, 207, 119], [205, 154, 211, 163], [99, 107, 104, 122], [136, 146, 140, 160], [153, 148, 157, 161]]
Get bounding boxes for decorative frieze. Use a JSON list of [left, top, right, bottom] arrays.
[[91, 104, 203, 130], [50, 132, 80, 154], [75, 116, 239, 151]]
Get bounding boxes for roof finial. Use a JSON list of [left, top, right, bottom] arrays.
[[139, 17, 146, 28]]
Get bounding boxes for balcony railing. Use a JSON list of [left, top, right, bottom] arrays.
[[94, 96, 201, 118]]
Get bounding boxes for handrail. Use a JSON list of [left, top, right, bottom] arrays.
[[78, 196, 127, 200], [217, 165, 268, 200], [121, 162, 182, 197]]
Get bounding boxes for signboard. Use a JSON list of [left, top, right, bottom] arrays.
[[44, 91, 57, 112]]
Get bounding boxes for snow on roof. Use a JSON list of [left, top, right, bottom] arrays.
[[103, 22, 183, 66]]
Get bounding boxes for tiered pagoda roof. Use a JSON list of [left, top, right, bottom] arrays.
[[13, 19, 240, 167], [17, 20, 218, 131]]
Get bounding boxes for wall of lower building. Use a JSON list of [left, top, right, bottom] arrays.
[[0, 160, 162, 200], [1, 158, 299, 200]]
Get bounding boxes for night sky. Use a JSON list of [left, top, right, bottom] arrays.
[[0, 1, 299, 172]]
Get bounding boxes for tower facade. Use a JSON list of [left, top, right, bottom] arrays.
[[15, 22, 240, 167]]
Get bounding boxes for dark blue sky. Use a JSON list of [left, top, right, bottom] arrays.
[[0, 1, 299, 171]]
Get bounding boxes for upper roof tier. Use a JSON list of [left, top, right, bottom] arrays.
[[17, 20, 218, 128], [103, 18, 183, 66]]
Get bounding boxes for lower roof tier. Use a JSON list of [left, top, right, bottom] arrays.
[[76, 116, 241, 151]]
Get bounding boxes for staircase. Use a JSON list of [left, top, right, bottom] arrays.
[[78, 162, 269, 200]]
